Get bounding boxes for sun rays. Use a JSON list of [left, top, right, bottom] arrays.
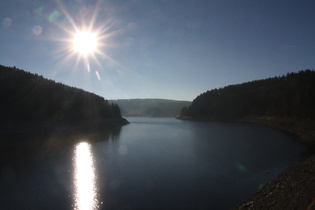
[[39, 0, 137, 99], [52, 0, 123, 75]]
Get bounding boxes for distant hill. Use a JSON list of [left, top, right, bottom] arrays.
[[110, 99, 191, 117], [0, 65, 127, 126], [180, 70, 315, 121]]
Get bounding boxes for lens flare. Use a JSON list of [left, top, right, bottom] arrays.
[[95, 71, 101, 80], [234, 161, 248, 173], [49, 10, 61, 22], [87, 62, 91, 72], [2, 17, 12, 27], [32, 25, 43, 36]]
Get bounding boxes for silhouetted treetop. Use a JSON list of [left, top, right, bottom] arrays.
[[0, 65, 123, 123], [180, 70, 315, 120]]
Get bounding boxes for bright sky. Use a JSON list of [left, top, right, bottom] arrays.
[[1, 0, 314, 101]]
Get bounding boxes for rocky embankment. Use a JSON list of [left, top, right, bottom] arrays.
[[243, 117, 315, 145], [236, 117, 315, 210]]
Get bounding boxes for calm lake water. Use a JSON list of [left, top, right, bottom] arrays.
[[0, 117, 308, 210]]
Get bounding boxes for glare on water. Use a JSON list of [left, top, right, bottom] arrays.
[[74, 142, 99, 210]]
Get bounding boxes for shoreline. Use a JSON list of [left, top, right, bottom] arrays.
[[240, 116, 315, 145], [235, 154, 315, 209], [179, 116, 315, 209], [235, 117, 315, 209], [179, 116, 315, 145]]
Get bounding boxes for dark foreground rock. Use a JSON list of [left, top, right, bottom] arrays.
[[236, 117, 315, 210]]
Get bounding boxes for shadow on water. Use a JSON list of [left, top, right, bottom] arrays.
[[0, 122, 123, 165], [0, 123, 123, 210], [0, 118, 310, 210]]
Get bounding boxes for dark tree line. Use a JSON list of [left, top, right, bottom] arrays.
[[0, 65, 122, 123], [180, 70, 315, 120]]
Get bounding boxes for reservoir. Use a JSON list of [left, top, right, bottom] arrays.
[[0, 117, 308, 210]]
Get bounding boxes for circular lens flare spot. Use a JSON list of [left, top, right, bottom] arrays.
[[73, 31, 97, 56]]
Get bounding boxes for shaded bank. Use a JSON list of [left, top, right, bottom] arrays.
[[0, 65, 125, 124], [0, 64, 129, 164], [179, 116, 315, 209], [236, 154, 315, 210], [234, 117, 315, 209], [242, 117, 315, 145], [177, 70, 315, 209], [179, 70, 315, 121]]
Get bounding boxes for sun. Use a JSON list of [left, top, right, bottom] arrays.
[[54, 1, 121, 74], [72, 31, 98, 56]]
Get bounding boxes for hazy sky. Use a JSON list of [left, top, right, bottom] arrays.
[[1, 0, 314, 101]]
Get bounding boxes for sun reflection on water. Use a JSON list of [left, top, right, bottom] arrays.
[[74, 142, 98, 210]]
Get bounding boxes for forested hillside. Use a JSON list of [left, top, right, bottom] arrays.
[[0, 65, 124, 124], [110, 99, 191, 117], [180, 70, 315, 121]]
